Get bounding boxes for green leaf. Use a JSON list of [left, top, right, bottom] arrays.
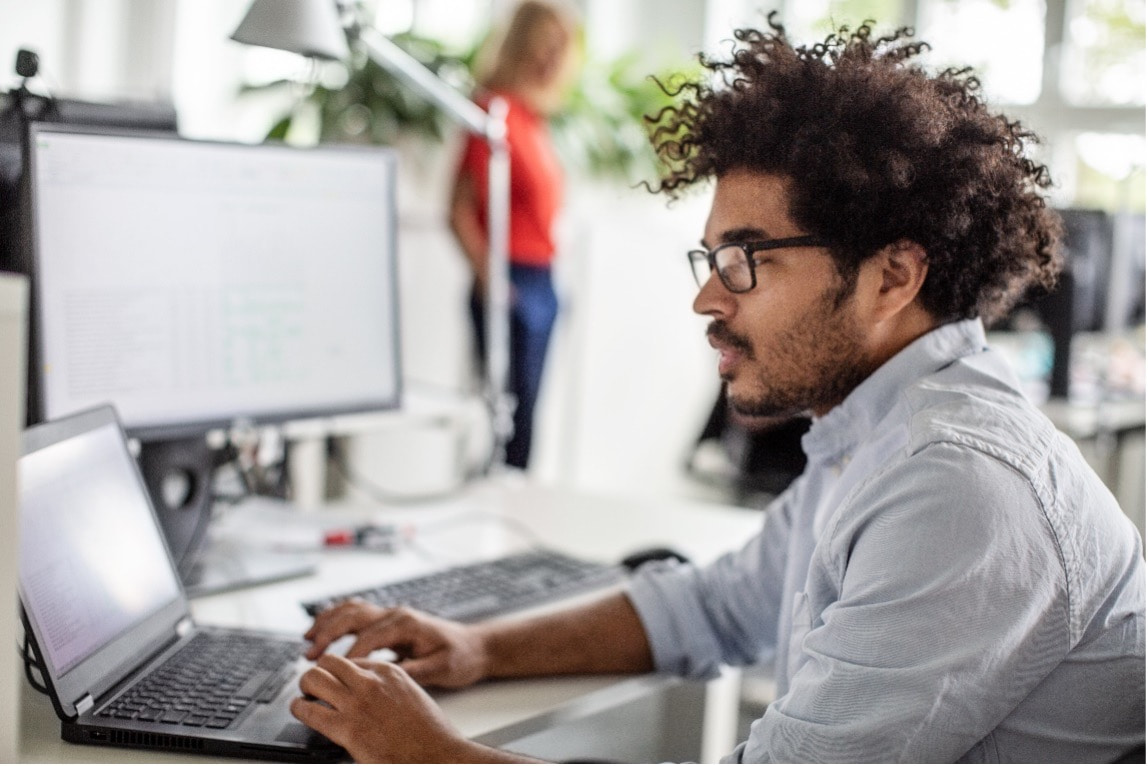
[[266, 115, 293, 141]]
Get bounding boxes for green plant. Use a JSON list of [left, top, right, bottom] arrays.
[[242, 32, 693, 184], [242, 32, 473, 145], [550, 52, 693, 184]]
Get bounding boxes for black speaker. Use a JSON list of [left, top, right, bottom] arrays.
[[136, 438, 219, 581]]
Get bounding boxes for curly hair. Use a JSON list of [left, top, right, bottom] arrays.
[[646, 15, 1063, 324]]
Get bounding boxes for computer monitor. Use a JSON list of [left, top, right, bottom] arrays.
[[1, 94, 180, 454], [997, 208, 1147, 398], [24, 123, 402, 586], [0, 92, 179, 274]]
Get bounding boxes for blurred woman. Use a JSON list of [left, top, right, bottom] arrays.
[[449, 0, 579, 469]]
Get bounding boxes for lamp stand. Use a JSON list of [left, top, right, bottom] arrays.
[[357, 27, 515, 469]]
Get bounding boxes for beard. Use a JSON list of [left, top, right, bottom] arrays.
[[708, 287, 878, 419]]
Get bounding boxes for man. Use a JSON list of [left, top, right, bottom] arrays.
[[290, 18, 1146, 763]]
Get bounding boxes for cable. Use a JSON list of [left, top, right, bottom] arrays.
[[401, 375, 508, 478], [402, 376, 504, 477], [22, 633, 49, 696]]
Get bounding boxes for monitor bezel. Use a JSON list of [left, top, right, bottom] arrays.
[[25, 122, 404, 442]]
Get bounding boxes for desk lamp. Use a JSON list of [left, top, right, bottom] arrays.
[[232, 0, 514, 468]]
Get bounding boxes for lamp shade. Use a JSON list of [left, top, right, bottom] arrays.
[[231, 0, 350, 61]]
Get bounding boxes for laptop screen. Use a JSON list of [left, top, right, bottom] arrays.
[[19, 417, 181, 675]]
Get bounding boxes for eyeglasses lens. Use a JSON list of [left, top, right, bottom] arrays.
[[715, 245, 753, 292], [689, 252, 711, 288]]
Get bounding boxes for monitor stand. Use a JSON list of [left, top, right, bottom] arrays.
[[137, 437, 316, 597]]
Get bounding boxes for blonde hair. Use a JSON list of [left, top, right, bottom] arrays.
[[478, 0, 579, 97]]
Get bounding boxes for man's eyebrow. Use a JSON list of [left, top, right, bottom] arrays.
[[701, 227, 771, 249]]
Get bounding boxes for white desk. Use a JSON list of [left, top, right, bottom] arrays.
[[17, 479, 763, 763], [1041, 397, 1147, 538]]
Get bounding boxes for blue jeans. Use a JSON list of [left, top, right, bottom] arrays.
[[470, 264, 558, 469]]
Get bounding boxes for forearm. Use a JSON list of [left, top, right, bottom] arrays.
[[476, 591, 654, 679], [449, 176, 489, 283], [450, 741, 545, 764], [450, 211, 487, 278]]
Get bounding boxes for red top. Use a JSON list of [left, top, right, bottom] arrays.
[[457, 92, 563, 267]]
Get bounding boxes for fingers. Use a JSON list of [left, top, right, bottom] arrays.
[[348, 656, 418, 684], [292, 660, 356, 745], [304, 600, 386, 659], [298, 662, 345, 706], [292, 657, 462, 762], [395, 653, 450, 685], [296, 656, 395, 715], [314, 652, 403, 697], [343, 608, 425, 658], [289, 696, 342, 742], [304, 604, 471, 687]]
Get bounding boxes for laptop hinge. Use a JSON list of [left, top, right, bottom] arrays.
[[74, 693, 95, 715], [176, 618, 193, 636]]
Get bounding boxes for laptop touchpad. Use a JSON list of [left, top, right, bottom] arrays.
[[276, 723, 334, 746]]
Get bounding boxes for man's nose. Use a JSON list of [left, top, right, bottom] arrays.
[[693, 269, 731, 318]]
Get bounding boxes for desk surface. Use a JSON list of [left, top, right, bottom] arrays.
[[18, 478, 763, 763], [1040, 397, 1146, 439]]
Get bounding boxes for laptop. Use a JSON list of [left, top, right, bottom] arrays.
[[17, 405, 344, 762]]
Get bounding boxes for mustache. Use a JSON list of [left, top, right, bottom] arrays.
[[706, 321, 752, 355]]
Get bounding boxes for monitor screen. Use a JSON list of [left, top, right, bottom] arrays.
[[26, 125, 402, 439], [1, 94, 179, 274]]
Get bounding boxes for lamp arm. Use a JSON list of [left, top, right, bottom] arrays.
[[484, 99, 514, 457], [357, 24, 515, 466], [357, 26, 492, 138]]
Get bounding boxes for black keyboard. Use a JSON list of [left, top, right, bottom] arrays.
[[96, 632, 302, 730], [302, 549, 626, 622]]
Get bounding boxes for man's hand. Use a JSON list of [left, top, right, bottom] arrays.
[[291, 655, 525, 763], [304, 601, 490, 688]]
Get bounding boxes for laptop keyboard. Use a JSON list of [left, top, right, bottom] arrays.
[[96, 632, 303, 730], [302, 548, 626, 622]]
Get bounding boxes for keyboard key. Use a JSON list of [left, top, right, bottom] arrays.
[[235, 670, 273, 700], [104, 632, 303, 730]]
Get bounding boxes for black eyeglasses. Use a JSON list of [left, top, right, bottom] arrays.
[[687, 236, 826, 293]]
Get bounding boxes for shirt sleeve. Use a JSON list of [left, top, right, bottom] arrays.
[[626, 483, 798, 679], [729, 442, 1071, 763]]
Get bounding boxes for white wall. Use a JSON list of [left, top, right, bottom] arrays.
[[385, 128, 720, 500], [534, 181, 717, 496], [0, 273, 28, 761]]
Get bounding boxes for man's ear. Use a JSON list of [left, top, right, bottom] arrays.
[[868, 239, 928, 322]]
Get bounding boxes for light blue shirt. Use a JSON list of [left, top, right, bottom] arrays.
[[628, 318, 1145, 763]]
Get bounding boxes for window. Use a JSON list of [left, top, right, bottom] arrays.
[[370, 0, 492, 50], [1060, 0, 1146, 105], [918, 0, 1046, 105], [1072, 132, 1146, 210], [703, 0, 1145, 212], [783, 0, 907, 42]]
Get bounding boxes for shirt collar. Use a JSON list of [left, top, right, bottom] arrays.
[[801, 318, 989, 464]]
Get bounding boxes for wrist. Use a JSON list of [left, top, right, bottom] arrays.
[[470, 621, 502, 680], [452, 740, 545, 764]]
